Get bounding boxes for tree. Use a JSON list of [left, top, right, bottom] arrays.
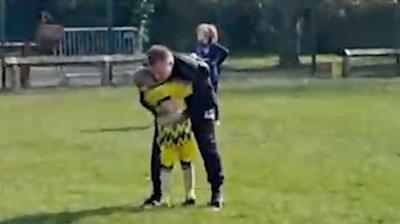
[[257, 0, 394, 67], [256, 0, 322, 67], [52, 0, 151, 27]]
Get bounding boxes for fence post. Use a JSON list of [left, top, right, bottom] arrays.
[[342, 54, 350, 78], [310, 8, 317, 76], [108, 62, 113, 85], [396, 52, 400, 77], [20, 42, 31, 88], [101, 56, 113, 86], [101, 62, 108, 86], [9, 65, 20, 90], [1, 59, 5, 90], [311, 54, 316, 76]]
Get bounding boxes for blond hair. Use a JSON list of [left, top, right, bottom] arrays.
[[196, 23, 211, 43], [196, 23, 220, 44]]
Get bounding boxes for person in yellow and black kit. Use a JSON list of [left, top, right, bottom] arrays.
[[138, 45, 224, 210], [134, 68, 198, 207]]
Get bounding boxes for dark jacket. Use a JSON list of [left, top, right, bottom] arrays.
[[139, 53, 218, 123], [195, 42, 229, 87]]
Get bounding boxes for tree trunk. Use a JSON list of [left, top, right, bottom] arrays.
[[277, 9, 300, 68]]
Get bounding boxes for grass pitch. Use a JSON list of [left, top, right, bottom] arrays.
[[1, 78, 400, 224]]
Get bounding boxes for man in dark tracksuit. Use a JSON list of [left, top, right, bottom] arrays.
[[139, 45, 224, 209]]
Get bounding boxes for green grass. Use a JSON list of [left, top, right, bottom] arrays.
[[226, 54, 340, 70], [226, 54, 394, 71], [1, 78, 400, 224]]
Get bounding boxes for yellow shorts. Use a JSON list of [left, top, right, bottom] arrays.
[[157, 119, 198, 167], [160, 137, 197, 167]]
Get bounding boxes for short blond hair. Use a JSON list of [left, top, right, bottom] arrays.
[[196, 23, 220, 43], [196, 23, 211, 43]]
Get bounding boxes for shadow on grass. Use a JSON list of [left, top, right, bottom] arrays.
[[0, 204, 155, 224], [81, 125, 152, 133]]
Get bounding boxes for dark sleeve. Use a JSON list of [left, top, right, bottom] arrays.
[[139, 91, 156, 115], [174, 54, 218, 119], [193, 42, 200, 55], [213, 43, 229, 66], [173, 54, 210, 82]]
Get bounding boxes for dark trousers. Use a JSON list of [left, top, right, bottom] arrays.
[[212, 82, 219, 93], [212, 83, 220, 121], [150, 124, 162, 197], [150, 119, 224, 197]]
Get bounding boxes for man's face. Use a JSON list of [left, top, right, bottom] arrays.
[[150, 59, 173, 82]]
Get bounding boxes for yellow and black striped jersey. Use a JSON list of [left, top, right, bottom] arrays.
[[143, 80, 193, 113]]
